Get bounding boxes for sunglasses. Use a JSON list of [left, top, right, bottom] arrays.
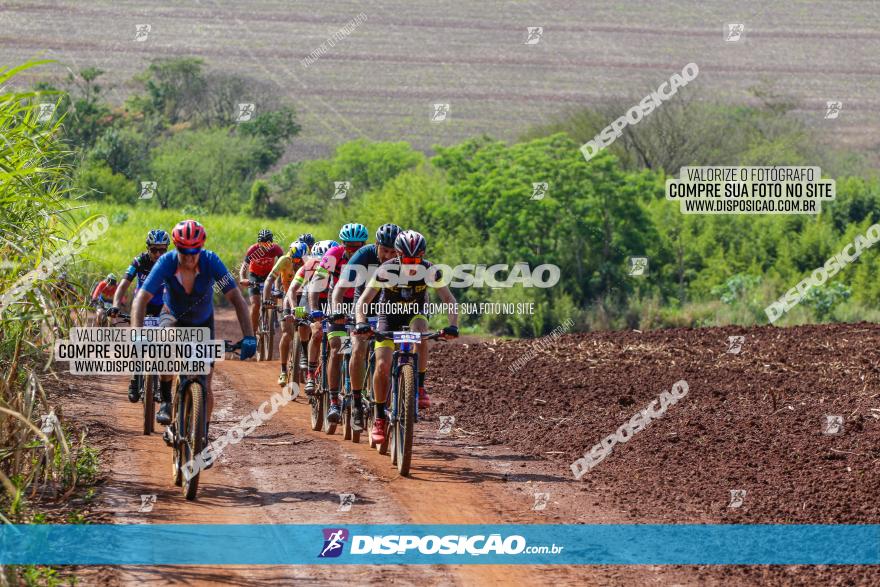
[[149, 247, 168, 255], [343, 242, 365, 251], [178, 248, 202, 256], [401, 256, 423, 264]]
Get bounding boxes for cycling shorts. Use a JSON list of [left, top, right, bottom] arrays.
[[248, 272, 266, 296], [158, 308, 216, 339], [374, 314, 428, 350]]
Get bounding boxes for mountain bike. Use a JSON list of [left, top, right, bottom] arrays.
[[308, 318, 330, 432], [138, 314, 160, 435], [257, 292, 281, 361], [165, 339, 240, 500], [373, 328, 444, 475], [284, 306, 308, 399], [318, 318, 339, 436], [345, 317, 378, 445]]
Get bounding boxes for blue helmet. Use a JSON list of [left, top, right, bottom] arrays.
[[288, 241, 308, 259], [338, 223, 368, 243], [146, 229, 170, 246], [297, 233, 315, 248]]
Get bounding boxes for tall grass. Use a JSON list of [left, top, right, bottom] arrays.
[[70, 202, 331, 283], [0, 61, 96, 550]]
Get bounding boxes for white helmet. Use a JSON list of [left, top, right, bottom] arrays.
[[311, 239, 338, 259]]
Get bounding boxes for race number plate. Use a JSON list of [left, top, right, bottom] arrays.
[[393, 332, 421, 344], [143, 316, 160, 327]]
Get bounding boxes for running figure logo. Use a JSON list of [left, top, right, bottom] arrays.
[[139, 181, 157, 200], [438, 415, 455, 434], [37, 104, 56, 123], [726, 335, 745, 354], [237, 103, 255, 122], [725, 24, 744, 42], [524, 27, 543, 45], [628, 257, 648, 276], [138, 494, 157, 513], [338, 493, 355, 512], [134, 24, 152, 42], [531, 182, 548, 200], [431, 103, 450, 122], [332, 181, 350, 200], [825, 101, 843, 119], [318, 528, 349, 558], [728, 489, 746, 508], [823, 415, 844, 435]]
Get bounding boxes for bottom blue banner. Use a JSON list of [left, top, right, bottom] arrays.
[[1, 524, 878, 565]]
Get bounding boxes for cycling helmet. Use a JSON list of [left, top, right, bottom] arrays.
[[106, 273, 117, 284], [288, 241, 308, 259], [375, 223, 402, 248], [172, 219, 207, 249], [338, 223, 368, 243], [297, 233, 315, 248], [394, 230, 427, 257], [258, 229, 273, 243], [146, 229, 170, 247], [311, 239, 338, 259]]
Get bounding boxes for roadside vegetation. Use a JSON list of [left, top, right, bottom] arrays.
[[21, 56, 880, 338]]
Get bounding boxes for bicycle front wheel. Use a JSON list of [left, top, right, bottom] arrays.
[[394, 363, 416, 476], [142, 374, 155, 435], [182, 381, 206, 500]]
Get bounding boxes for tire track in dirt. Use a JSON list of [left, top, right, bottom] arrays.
[[76, 310, 608, 585]]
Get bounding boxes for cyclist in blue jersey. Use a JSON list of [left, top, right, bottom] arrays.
[[131, 219, 256, 427], [332, 223, 401, 429], [110, 229, 171, 402]]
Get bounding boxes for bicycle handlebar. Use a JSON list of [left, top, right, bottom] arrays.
[[372, 330, 445, 342]]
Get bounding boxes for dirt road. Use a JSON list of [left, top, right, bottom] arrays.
[[69, 309, 685, 586]]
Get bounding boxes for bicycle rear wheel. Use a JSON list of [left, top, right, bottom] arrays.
[[142, 374, 155, 435], [394, 363, 416, 476], [171, 378, 183, 487], [266, 308, 276, 361], [182, 381, 206, 500]]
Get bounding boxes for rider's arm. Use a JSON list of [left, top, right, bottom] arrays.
[[307, 270, 326, 313], [91, 280, 107, 301], [112, 277, 132, 308], [330, 277, 346, 316], [131, 288, 149, 328], [285, 278, 301, 310], [355, 285, 379, 324], [262, 274, 275, 304], [226, 288, 254, 337], [435, 284, 458, 327]]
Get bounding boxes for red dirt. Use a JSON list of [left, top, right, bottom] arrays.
[[52, 313, 880, 585]]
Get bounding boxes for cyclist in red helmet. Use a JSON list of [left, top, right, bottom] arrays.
[[354, 230, 459, 445], [132, 219, 256, 428]]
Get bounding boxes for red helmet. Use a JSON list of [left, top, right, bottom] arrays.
[[172, 219, 207, 249]]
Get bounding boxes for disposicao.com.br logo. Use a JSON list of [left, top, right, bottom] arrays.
[[318, 528, 563, 558]]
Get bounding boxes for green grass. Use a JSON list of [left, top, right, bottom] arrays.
[[71, 203, 332, 279]]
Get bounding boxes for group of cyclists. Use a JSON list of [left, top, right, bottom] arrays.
[[95, 219, 459, 450]]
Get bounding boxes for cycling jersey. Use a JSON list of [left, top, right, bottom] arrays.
[[124, 252, 165, 306], [315, 245, 355, 300], [339, 244, 380, 303], [370, 258, 440, 324], [141, 250, 235, 324], [269, 255, 301, 292], [293, 258, 327, 300], [91, 280, 118, 301], [245, 242, 283, 277]]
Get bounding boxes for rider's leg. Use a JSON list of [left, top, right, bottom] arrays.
[[157, 374, 173, 424], [278, 318, 293, 384], [306, 321, 322, 392], [325, 331, 344, 422], [350, 334, 369, 427], [410, 316, 430, 409], [249, 293, 260, 334], [298, 323, 311, 365], [370, 345, 393, 442]]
